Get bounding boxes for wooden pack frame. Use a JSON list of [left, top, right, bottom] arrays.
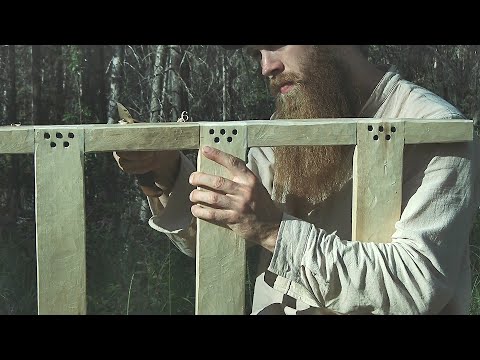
[[0, 118, 473, 314]]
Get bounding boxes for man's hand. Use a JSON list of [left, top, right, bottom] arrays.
[[189, 146, 282, 252], [113, 150, 181, 195]]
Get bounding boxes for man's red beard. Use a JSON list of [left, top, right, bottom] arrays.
[[271, 46, 359, 218]]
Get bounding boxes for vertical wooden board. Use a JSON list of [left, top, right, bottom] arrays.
[[352, 120, 404, 243], [34, 128, 86, 314], [196, 123, 247, 315]]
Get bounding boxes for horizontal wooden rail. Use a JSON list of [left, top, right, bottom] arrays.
[[0, 119, 472, 154], [0, 118, 473, 315]]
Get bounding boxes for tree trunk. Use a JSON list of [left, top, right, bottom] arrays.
[[96, 45, 107, 123], [168, 45, 182, 121], [107, 45, 124, 124], [222, 52, 230, 121], [159, 48, 171, 121], [101, 45, 124, 234], [179, 45, 191, 119], [0, 45, 6, 123], [31, 45, 45, 125], [5, 45, 19, 224], [228, 57, 237, 120], [54, 45, 65, 123], [80, 45, 94, 122], [149, 45, 168, 123], [7, 46, 17, 126]]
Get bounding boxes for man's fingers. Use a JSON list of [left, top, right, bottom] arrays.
[[189, 172, 242, 195], [201, 146, 248, 175], [191, 204, 234, 224], [190, 189, 237, 210]]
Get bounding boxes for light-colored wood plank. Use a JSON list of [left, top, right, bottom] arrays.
[[196, 123, 247, 315], [0, 127, 34, 154], [1, 119, 472, 155], [248, 119, 357, 147], [352, 120, 404, 243], [84, 123, 199, 152], [405, 119, 472, 144], [34, 128, 86, 314], [3, 118, 474, 316]]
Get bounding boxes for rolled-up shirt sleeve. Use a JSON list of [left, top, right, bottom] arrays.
[[269, 141, 479, 314], [148, 152, 197, 258]]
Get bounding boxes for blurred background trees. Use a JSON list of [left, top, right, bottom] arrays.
[[0, 45, 478, 314]]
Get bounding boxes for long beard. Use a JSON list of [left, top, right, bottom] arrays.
[[272, 46, 358, 217]]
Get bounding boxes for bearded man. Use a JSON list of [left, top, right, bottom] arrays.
[[114, 45, 480, 314]]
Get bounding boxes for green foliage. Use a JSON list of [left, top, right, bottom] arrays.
[[469, 212, 480, 314], [65, 45, 83, 74], [0, 213, 37, 314], [85, 212, 195, 315], [1, 45, 480, 315]]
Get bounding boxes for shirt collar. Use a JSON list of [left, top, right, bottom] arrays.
[[358, 65, 401, 118]]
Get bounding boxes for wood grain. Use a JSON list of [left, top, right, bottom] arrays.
[[195, 123, 247, 315], [352, 120, 404, 243], [34, 128, 86, 314], [84, 123, 199, 152], [0, 127, 34, 154]]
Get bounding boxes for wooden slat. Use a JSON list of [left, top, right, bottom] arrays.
[[352, 120, 404, 243], [405, 119, 472, 144], [248, 119, 357, 147], [1, 119, 472, 155], [84, 123, 199, 152], [35, 128, 86, 314], [2, 118, 474, 316], [0, 127, 35, 154], [195, 123, 247, 315]]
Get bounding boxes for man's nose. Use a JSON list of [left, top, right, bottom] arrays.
[[261, 51, 284, 78]]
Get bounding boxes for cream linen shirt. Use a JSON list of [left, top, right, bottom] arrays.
[[147, 67, 480, 314]]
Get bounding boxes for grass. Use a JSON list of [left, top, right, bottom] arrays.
[[1, 208, 479, 315]]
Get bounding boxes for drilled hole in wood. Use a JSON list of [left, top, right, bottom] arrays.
[[232, 129, 238, 135], [44, 132, 50, 139], [391, 126, 396, 133], [64, 141, 70, 148], [56, 132, 63, 139], [368, 125, 373, 131], [50, 142, 56, 148], [379, 125, 384, 132], [227, 137, 233, 143], [220, 129, 226, 135], [386, 135, 391, 141], [214, 137, 220, 143], [209, 129, 215, 135], [68, 132, 75, 139], [373, 135, 379, 141]]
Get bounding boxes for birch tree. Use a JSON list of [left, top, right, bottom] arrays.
[[107, 45, 124, 124], [149, 45, 168, 123]]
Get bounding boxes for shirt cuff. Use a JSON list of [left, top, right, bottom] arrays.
[[148, 152, 195, 234], [267, 213, 322, 307], [268, 213, 313, 283]]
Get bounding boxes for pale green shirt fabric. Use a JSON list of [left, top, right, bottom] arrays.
[[147, 67, 480, 314]]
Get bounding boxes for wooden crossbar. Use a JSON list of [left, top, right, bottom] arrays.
[[0, 119, 473, 314]]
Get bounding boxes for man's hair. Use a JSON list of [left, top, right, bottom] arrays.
[[222, 45, 370, 58], [358, 45, 369, 58]]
